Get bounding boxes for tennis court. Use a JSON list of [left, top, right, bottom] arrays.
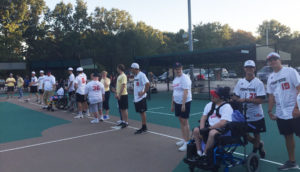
[[0, 92, 300, 172]]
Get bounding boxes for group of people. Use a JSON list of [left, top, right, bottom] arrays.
[[172, 52, 300, 171]]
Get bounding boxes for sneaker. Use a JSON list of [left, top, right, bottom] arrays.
[[103, 115, 110, 120], [121, 122, 128, 129], [74, 114, 83, 119], [178, 142, 187, 151], [134, 128, 147, 134], [42, 106, 48, 109], [84, 112, 90, 117], [176, 140, 185, 147], [90, 118, 99, 124], [278, 161, 299, 170], [197, 150, 203, 156], [116, 120, 123, 125], [100, 116, 104, 121]]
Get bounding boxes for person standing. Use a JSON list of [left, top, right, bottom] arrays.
[[266, 52, 300, 170], [16, 75, 24, 99], [233, 60, 266, 158], [101, 71, 111, 120], [115, 64, 129, 128], [6, 73, 16, 99], [131, 63, 150, 134], [42, 71, 56, 108], [38, 70, 45, 104], [74, 67, 88, 119], [85, 73, 105, 123], [171, 62, 192, 151], [66, 67, 76, 111], [27, 71, 38, 102]]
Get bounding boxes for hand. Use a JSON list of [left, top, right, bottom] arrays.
[[268, 112, 277, 120], [115, 94, 120, 100], [292, 107, 300, 118], [181, 104, 186, 112], [138, 91, 144, 97], [171, 104, 174, 112]]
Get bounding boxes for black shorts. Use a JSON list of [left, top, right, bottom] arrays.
[[247, 118, 266, 134], [118, 95, 128, 110], [277, 117, 300, 136], [174, 101, 191, 119], [76, 93, 86, 103], [30, 86, 37, 93], [7, 86, 14, 92], [134, 98, 147, 113], [38, 89, 44, 94], [68, 91, 75, 97], [103, 91, 110, 110]]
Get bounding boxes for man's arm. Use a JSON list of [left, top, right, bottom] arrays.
[[199, 115, 208, 129], [292, 85, 300, 118], [209, 120, 228, 129], [268, 94, 277, 120]]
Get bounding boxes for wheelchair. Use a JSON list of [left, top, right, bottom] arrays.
[[47, 95, 68, 111], [184, 102, 260, 172]]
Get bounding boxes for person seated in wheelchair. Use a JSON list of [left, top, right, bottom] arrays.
[[47, 87, 65, 110], [193, 87, 233, 161]]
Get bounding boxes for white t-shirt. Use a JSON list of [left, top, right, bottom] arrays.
[[133, 71, 149, 102], [57, 87, 64, 96], [203, 102, 233, 126], [85, 80, 105, 104], [172, 73, 192, 104], [75, 73, 87, 95], [31, 76, 38, 86], [233, 77, 266, 122], [267, 67, 300, 119], [43, 75, 56, 91], [68, 73, 75, 92], [38, 75, 45, 89]]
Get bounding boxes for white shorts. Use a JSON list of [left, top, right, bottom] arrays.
[[89, 102, 103, 113]]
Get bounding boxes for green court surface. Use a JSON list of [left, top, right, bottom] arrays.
[[107, 92, 300, 172], [0, 102, 70, 143]]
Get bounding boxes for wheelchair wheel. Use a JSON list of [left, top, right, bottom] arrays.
[[246, 153, 260, 172]]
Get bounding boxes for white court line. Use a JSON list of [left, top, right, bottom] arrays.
[[190, 112, 203, 116], [0, 129, 118, 153], [147, 111, 174, 116], [147, 107, 165, 111], [18, 100, 299, 169]]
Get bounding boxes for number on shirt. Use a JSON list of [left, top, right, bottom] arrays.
[[281, 82, 290, 90], [93, 85, 100, 91], [249, 93, 256, 99]]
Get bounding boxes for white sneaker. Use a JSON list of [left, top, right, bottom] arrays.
[[178, 142, 187, 152], [90, 118, 99, 123], [197, 150, 203, 156], [74, 114, 83, 119], [176, 140, 185, 147], [103, 115, 110, 120], [100, 116, 104, 121], [116, 120, 122, 124]]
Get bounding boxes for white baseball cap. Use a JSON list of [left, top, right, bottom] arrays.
[[267, 52, 280, 60], [131, 63, 139, 69], [40, 70, 44, 73], [32, 71, 36, 74], [76, 67, 83, 72], [244, 60, 255, 67], [68, 67, 73, 71]]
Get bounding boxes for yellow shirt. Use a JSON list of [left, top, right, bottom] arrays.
[[17, 77, 24, 88], [101, 78, 111, 92], [116, 73, 128, 96], [6, 77, 16, 87]]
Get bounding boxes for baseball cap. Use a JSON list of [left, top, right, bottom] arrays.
[[40, 70, 44, 73], [76, 67, 83, 72], [32, 71, 36, 74], [244, 60, 255, 67], [173, 62, 182, 68], [68, 67, 73, 71], [266, 52, 280, 60], [210, 87, 230, 100], [131, 63, 139, 69]]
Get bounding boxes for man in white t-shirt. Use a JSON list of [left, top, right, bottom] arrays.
[[171, 62, 192, 151], [85, 73, 105, 123], [131, 63, 150, 134], [193, 87, 232, 160], [66, 67, 76, 111], [38, 70, 45, 104], [233, 60, 266, 158], [266, 52, 300, 170], [27, 71, 39, 102], [74, 67, 88, 118], [42, 71, 56, 108]]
